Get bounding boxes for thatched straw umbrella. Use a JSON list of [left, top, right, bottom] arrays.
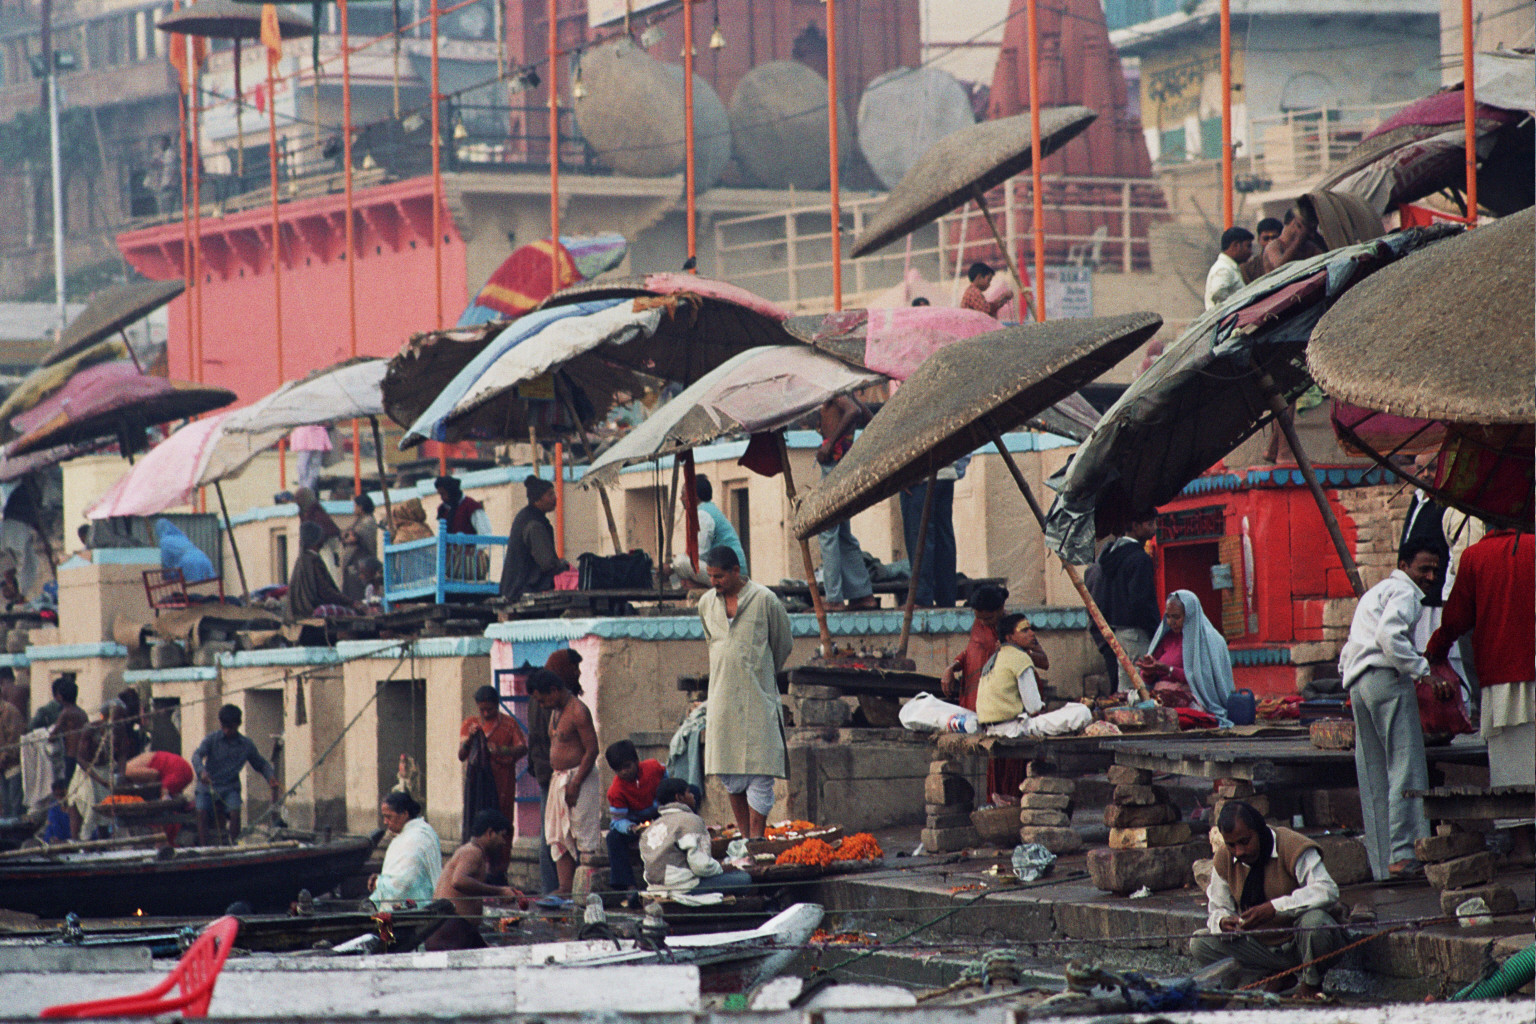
[[43, 280, 184, 369], [791, 313, 1161, 685]]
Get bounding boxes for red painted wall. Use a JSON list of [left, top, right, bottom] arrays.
[[117, 176, 468, 406]]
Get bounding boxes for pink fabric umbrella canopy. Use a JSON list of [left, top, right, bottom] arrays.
[[86, 412, 286, 519]]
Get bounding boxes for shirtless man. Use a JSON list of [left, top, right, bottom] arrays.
[[815, 395, 877, 611], [423, 809, 518, 950], [527, 668, 599, 902]]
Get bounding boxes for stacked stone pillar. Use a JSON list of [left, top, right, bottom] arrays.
[[922, 759, 980, 852], [1088, 765, 1204, 894], [1018, 762, 1082, 854], [1417, 831, 1516, 917]]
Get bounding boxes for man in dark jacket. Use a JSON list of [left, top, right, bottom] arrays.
[[498, 476, 568, 601], [1097, 516, 1160, 692]]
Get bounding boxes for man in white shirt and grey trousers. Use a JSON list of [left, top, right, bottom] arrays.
[[1338, 538, 1449, 881]]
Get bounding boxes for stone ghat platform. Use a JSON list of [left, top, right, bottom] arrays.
[[796, 822, 1534, 999]]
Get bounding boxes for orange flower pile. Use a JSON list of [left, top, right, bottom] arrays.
[[101, 794, 146, 806], [764, 820, 818, 839], [831, 832, 882, 862], [775, 837, 836, 867]]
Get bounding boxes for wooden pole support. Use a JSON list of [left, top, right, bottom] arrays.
[[777, 430, 833, 656]]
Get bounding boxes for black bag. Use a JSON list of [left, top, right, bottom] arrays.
[[577, 551, 653, 590]]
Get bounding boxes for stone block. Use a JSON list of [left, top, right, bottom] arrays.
[[920, 826, 980, 853], [1310, 719, 1355, 750], [1213, 778, 1255, 799], [1192, 857, 1215, 891], [924, 774, 975, 807], [1107, 765, 1153, 786], [928, 759, 961, 776], [1019, 792, 1072, 811], [1321, 599, 1356, 629], [1302, 788, 1364, 830], [926, 811, 972, 830], [971, 805, 1025, 846], [1290, 641, 1341, 665], [1020, 776, 1076, 796], [789, 683, 843, 700], [1104, 801, 1179, 829], [797, 698, 851, 728], [1424, 852, 1496, 891], [1109, 823, 1191, 849], [1018, 826, 1084, 854], [1086, 841, 1206, 894], [1313, 834, 1372, 886], [926, 801, 973, 817], [1440, 884, 1519, 917], [1415, 831, 1486, 864], [1112, 784, 1169, 806], [1019, 808, 1073, 827]]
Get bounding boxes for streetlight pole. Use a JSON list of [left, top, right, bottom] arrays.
[[46, 57, 66, 329]]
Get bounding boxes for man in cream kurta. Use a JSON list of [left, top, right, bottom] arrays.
[[698, 545, 793, 839]]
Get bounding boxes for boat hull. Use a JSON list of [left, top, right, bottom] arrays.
[[0, 838, 373, 918]]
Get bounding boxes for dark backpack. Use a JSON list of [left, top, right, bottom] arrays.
[[577, 551, 653, 590]]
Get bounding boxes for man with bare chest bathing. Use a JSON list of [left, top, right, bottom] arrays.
[[528, 668, 599, 899], [423, 809, 518, 950]]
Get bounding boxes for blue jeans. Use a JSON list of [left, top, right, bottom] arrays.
[[694, 869, 752, 893], [818, 464, 872, 604], [899, 480, 956, 607]]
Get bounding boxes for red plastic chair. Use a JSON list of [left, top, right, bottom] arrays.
[[40, 916, 240, 1019]]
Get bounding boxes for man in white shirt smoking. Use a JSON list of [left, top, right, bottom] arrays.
[[1191, 801, 1343, 999], [1338, 539, 1448, 880]]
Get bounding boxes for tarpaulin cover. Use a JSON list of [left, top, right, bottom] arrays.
[[1043, 225, 1458, 565], [581, 346, 885, 488], [228, 357, 387, 433], [456, 234, 627, 327]]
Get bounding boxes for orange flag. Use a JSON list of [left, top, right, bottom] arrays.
[[260, 4, 284, 66]]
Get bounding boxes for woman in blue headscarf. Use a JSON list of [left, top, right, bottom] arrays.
[[1137, 590, 1236, 726], [154, 520, 216, 584]]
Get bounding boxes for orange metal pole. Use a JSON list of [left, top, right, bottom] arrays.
[[826, 0, 842, 310], [553, 442, 565, 558], [267, 54, 288, 490], [682, 0, 697, 268], [341, 0, 362, 496], [432, 0, 447, 475], [178, 84, 193, 382], [191, 74, 205, 376], [547, 0, 559, 293], [1461, 0, 1477, 226], [1025, 0, 1044, 321], [1220, 0, 1232, 230]]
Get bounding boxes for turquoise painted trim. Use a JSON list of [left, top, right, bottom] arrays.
[[124, 666, 219, 683], [1180, 464, 1391, 498], [1230, 647, 1292, 667], [218, 647, 340, 668], [27, 642, 127, 661], [486, 606, 1087, 643], [58, 548, 160, 568], [335, 637, 493, 660], [0, 653, 29, 668]]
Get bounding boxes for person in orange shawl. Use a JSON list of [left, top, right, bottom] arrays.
[[459, 685, 528, 838], [940, 585, 1032, 803]]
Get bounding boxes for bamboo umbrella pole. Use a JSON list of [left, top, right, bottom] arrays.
[[776, 430, 832, 655], [1461, 0, 1477, 226], [214, 481, 251, 599], [682, 0, 697, 268], [369, 416, 393, 522], [896, 472, 936, 659], [191, 74, 205, 381], [680, 450, 700, 571], [554, 378, 623, 552], [547, 0, 559, 294], [553, 441, 565, 557], [340, 0, 362, 496], [432, 0, 447, 476], [985, 425, 1150, 701], [1220, 0, 1232, 230], [826, 0, 842, 310], [972, 186, 1036, 320], [1025, 0, 1044, 321], [1257, 371, 1365, 597]]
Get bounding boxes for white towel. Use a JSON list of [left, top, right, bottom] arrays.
[[20, 727, 55, 811]]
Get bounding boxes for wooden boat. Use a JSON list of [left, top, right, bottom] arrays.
[[4, 903, 825, 1016], [0, 832, 372, 918]]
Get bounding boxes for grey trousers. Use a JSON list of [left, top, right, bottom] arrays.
[[1114, 627, 1151, 692], [1350, 666, 1430, 879], [817, 464, 873, 605], [1189, 908, 1345, 988]]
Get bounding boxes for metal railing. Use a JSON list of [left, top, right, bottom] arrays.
[[382, 531, 505, 608], [712, 175, 1170, 309], [1247, 102, 1410, 183]]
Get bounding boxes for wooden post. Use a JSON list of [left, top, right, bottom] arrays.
[[896, 472, 936, 658], [776, 431, 832, 656], [986, 427, 1150, 701], [554, 376, 623, 552], [1219, 0, 1232, 230], [553, 441, 564, 559], [1257, 371, 1366, 598], [369, 416, 393, 524]]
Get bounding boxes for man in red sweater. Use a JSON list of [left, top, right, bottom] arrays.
[[1426, 529, 1535, 788]]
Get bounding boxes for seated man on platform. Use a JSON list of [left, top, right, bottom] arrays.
[[424, 809, 520, 950], [641, 778, 751, 896], [975, 613, 1091, 743], [1191, 801, 1344, 1000]]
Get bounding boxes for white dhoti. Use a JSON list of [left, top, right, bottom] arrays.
[[1482, 680, 1536, 791]]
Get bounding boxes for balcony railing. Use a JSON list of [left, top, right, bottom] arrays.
[[382, 531, 505, 609]]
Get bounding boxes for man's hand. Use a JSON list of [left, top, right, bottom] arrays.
[[1427, 661, 1462, 701], [1218, 915, 1241, 933], [1238, 902, 1276, 931], [940, 661, 961, 699], [565, 784, 580, 808], [366, 873, 379, 892]]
